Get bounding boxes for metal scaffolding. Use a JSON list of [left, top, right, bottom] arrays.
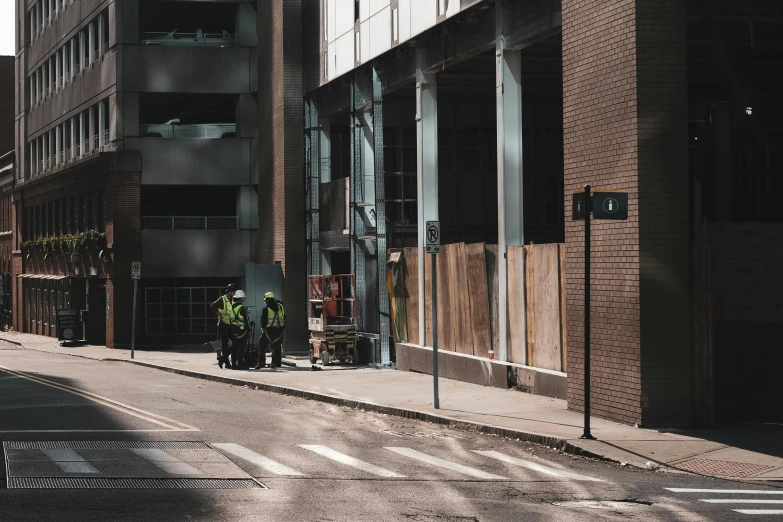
[[305, 98, 320, 292], [350, 74, 367, 332], [373, 68, 391, 365]]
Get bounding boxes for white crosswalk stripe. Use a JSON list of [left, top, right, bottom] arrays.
[[473, 450, 603, 482], [701, 500, 783, 504], [213, 443, 305, 476], [300, 445, 406, 478], [131, 448, 202, 475], [42, 449, 98, 474], [386, 447, 508, 480], [666, 487, 783, 516], [667, 489, 783, 495]]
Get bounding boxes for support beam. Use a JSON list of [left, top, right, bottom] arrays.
[[319, 118, 332, 274], [305, 98, 321, 280], [98, 100, 106, 148], [350, 76, 367, 332], [88, 106, 96, 153], [373, 67, 391, 364], [55, 125, 61, 166], [89, 21, 95, 66], [79, 111, 86, 156], [79, 29, 86, 72], [70, 38, 75, 80], [496, 4, 525, 363], [70, 117, 76, 161], [415, 58, 438, 347], [98, 12, 105, 59]]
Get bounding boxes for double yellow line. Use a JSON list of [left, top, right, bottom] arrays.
[[0, 364, 199, 431]]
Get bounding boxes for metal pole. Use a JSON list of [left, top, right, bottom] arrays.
[[131, 278, 138, 359], [581, 184, 595, 440], [432, 253, 439, 409]]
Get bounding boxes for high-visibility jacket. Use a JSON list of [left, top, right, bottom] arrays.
[[218, 295, 233, 324], [228, 302, 248, 339], [264, 301, 285, 328]]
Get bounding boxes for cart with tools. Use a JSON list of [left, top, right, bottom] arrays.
[[308, 275, 359, 365]]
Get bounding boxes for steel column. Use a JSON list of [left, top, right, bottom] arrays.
[[373, 68, 391, 364], [350, 75, 366, 332], [496, 3, 525, 363]]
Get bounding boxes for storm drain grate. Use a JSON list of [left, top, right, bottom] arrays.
[[7, 477, 265, 489], [675, 458, 774, 478], [4, 441, 210, 450]]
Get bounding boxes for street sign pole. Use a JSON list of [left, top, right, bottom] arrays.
[[581, 185, 595, 440], [130, 261, 141, 360], [425, 221, 440, 409], [432, 253, 439, 409], [131, 278, 138, 360]]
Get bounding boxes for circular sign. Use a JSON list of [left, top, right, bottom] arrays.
[[603, 198, 619, 214], [62, 328, 74, 340], [427, 224, 439, 244]]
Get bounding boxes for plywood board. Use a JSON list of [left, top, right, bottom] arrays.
[[507, 245, 527, 365], [559, 243, 567, 373], [424, 246, 434, 347], [436, 244, 455, 351], [402, 247, 419, 345], [525, 244, 563, 372], [449, 243, 474, 355], [466, 243, 491, 359], [485, 245, 500, 356]]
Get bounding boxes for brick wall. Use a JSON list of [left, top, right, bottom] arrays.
[[562, 0, 691, 426], [105, 171, 141, 348], [257, 0, 308, 349], [0, 56, 14, 155]]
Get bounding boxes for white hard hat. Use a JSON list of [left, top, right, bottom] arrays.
[[233, 290, 246, 299]]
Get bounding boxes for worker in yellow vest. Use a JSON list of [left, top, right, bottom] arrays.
[[254, 292, 285, 369], [227, 290, 249, 369], [209, 284, 236, 369]]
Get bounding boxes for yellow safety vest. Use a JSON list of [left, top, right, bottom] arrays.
[[219, 295, 233, 324], [228, 302, 248, 339], [265, 302, 285, 328]]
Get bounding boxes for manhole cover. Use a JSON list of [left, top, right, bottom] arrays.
[[3, 441, 265, 489], [675, 458, 773, 478]]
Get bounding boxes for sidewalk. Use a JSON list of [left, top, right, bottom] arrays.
[[2, 330, 782, 482]]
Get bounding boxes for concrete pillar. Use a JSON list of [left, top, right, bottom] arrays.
[[79, 111, 86, 156], [70, 117, 77, 160], [47, 59, 52, 97], [79, 29, 85, 71], [30, 73, 35, 107], [30, 141, 35, 177], [88, 106, 96, 152], [70, 38, 76, 79], [98, 12, 104, 58], [55, 50, 61, 91], [89, 22, 95, 66], [496, 5, 525, 363], [30, 9, 35, 43], [42, 132, 48, 170], [415, 60, 438, 347], [55, 125, 62, 166], [98, 101, 106, 148]]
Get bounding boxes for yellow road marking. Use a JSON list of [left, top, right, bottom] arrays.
[[0, 364, 199, 431]]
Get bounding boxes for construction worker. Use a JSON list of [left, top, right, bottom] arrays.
[[227, 290, 250, 369], [255, 292, 285, 369], [209, 284, 236, 369]]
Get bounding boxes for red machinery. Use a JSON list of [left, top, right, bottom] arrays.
[[308, 275, 359, 365]]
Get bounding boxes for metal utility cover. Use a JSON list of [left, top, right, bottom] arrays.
[[3, 441, 264, 489]]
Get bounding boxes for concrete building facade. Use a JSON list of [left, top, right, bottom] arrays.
[[13, 0, 259, 347]]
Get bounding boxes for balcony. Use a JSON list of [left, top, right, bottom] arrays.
[[140, 123, 236, 139], [140, 30, 237, 48], [142, 216, 239, 231]]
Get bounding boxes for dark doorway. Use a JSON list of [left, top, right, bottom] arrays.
[[87, 280, 107, 345]]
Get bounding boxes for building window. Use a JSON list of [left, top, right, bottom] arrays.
[[145, 285, 225, 336]]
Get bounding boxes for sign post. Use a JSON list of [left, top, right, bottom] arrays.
[[425, 220, 440, 409], [131, 261, 141, 359], [572, 186, 628, 440]]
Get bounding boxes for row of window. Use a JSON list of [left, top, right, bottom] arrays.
[[145, 286, 226, 336], [28, 0, 74, 45], [22, 278, 72, 329], [29, 8, 109, 110], [27, 98, 110, 179], [24, 191, 106, 242], [0, 195, 11, 234]]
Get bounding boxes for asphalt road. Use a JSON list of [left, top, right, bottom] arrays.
[[1, 343, 781, 521]]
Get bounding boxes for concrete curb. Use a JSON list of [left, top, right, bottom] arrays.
[[0, 336, 23, 347], [105, 357, 611, 464]]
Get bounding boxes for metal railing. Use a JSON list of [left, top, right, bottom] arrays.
[[139, 31, 237, 47], [140, 123, 236, 139], [104, 129, 109, 144], [93, 133, 99, 149], [82, 138, 89, 155], [142, 216, 239, 231]]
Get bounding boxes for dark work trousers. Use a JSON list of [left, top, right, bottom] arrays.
[[218, 323, 232, 366], [260, 327, 284, 367], [231, 335, 247, 368]]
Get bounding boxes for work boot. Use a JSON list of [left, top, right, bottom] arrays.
[[218, 358, 224, 369]]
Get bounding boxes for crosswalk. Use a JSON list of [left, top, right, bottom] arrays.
[[215, 443, 604, 482], [666, 488, 783, 516]]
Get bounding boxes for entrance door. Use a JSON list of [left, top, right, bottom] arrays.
[[87, 280, 107, 345]]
